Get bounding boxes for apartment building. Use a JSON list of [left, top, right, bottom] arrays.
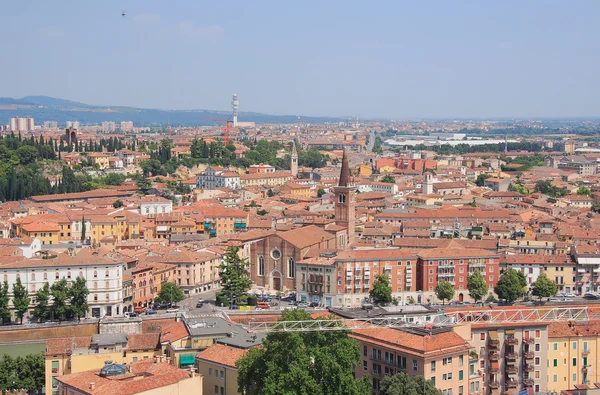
[[1, 249, 125, 318], [334, 249, 419, 307], [469, 324, 548, 395], [571, 244, 600, 294], [416, 242, 499, 302], [547, 321, 600, 391], [196, 343, 247, 395], [500, 254, 576, 292], [201, 206, 249, 237], [295, 255, 339, 307], [45, 333, 160, 394], [139, 195, 173, 216], [196, 167, 240, 189], [160, 249, 221, 294], [352, 326, 481, 395], [240, 171, 293, 187]]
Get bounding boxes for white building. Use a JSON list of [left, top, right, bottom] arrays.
[[356, 181, 399, 195], [0, 237, 42, 258], [66, 121, 80, 129], [196, 167, 240, 190], [0, 250, 125, 319], [139, 195, 173, 216], [9, 117, 34, 132]]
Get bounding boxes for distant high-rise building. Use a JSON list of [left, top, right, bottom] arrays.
[[43, 121, 58, 130], [9, 117, 34, 131], [564, 140, 575, 154], [66, 121, 80, 129], [120, 121, 133, 132], [102, 121, 116, 133], [232, 94, 239, 127]]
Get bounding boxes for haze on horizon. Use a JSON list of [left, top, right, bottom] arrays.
[[1, 1, 599, 120]]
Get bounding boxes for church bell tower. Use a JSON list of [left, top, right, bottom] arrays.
[[291, 141, 298, 177], [333, 149, 355, 246]]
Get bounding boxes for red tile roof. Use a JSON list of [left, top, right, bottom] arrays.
[[196, 343, 248, 368]]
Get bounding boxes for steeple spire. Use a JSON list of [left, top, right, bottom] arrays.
[[339, 149, 350, 187]]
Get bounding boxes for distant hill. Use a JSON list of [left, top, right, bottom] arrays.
[[0, 96, 351, 126]]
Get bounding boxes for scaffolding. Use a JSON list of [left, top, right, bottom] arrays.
[[245, 307, 592, 333]]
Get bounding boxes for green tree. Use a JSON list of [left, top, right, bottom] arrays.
[[317, 188, 326, 198], [157, 282, 185, 305], [69, 277, 89, 321], [236, 309, 371, 395], [34, 282, 50, 322], [50, 278, 69, 322], [380, 371, 442, 395], [370, 274, 393, 305], [0, 281, 10, 324], [80, 216, 86, 242], [531, 273, 558, 301], [495, 268, 526, 303], [219, 247, 252, 306], [475, 174, 492, 187], [508, 182, 529, 196], [435, 280, 455, 304], [12, 277, 30, 324], [467, 270, 487, 303], [266, 188, 274, 197], [113, 199, 123, 208], [577, 186, 591, 196], [381, 174, 395, 184]]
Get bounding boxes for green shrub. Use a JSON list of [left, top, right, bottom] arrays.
[[216, 294, 229, 307], [247, 295, 258, 306]]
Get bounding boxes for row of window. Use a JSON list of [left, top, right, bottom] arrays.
[[257, 256, 295, 278], [4, 269, 113, 282]]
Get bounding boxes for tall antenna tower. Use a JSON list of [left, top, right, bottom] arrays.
[[232, 94, 239, 127]]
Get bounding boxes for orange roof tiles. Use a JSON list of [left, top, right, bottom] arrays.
[[196, 343, 248, 368]]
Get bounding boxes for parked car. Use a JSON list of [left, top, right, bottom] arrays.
[[125, 312, 137, 318], [297, 302, 310, 308], [584, 293, 598, 300], [145, 309, 157, 315], [309, 302, 319, 308], [134, 306, 145, 314], [166, 307, 179, 313], [196, 302, 204, 308], [256, 302, 270, 310], [556, 292, 566, 297], [566, 293, 578, 297], [548, 297, 562, 302], [158, 303, 171, 309], [563, 298, 575, 302]]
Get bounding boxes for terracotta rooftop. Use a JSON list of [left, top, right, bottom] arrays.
[[196, 343, 249, 368]]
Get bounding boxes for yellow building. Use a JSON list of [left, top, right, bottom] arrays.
[[281, 182, 311, 198], [45, 333, 161, 395], [379, 165, 396, 173], [88, 213, 141, 243], [86, 152, 111, 169], [196, 344, 249, 395], [56, 358, 202, 395], [20, 221, 59, 245], [240, 171, 293, 187], [547, 321, 600, 391], [355, 164, 373, 177]]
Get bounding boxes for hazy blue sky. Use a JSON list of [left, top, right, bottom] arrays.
[[1, 1, 599, 118]]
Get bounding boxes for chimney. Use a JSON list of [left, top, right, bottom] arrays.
[[89, 382, 95, 390], [154, 356, 159, 363], [166, 357, 171, 364], [189, 367, 196, 378]]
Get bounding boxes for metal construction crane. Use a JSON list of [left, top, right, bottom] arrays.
[[200, 118, 233, 146], [243, 307, 593, 333]]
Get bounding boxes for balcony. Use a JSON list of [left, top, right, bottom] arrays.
[[505, 380, 518, 389], [524, 337, 534, 344], [523, 379, 534, 387], [505, 336, 519, 346], [355, 276, 363, 281], [506, 366, 518, 375], [489, 352, 500, 361], [524, 351, 535, 360], [583, 348, 590, 356], [364, 274, 370, 280], [384, 266, 392, 272], [488, 339, 500, 349], [51, 367, 59, 374], [582, 367, 589, 374], [505, 353, 518, 361], [524, 363, 534, 372], [578, 268, 586, 273], [489, 382, 500, 389], [489, 365, 499, 373]]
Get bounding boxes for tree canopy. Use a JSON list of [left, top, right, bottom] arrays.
[[34, 282, 50, 322], [157, 282, 185, 305], [12, 277, 30, 324], [0, 352, 45, 393], [69, 277, 90, 321], [380, 371, 442, 395], [219, 247, 253, 305], [530, 273, 558, 300], [495, 268, 527, 302], [534, 180, 568, 198], [380, 174, 395, 184], [435, 280, 455, 304], [370, 274, 393, 305], [236, 309, 371, 395], [467, 270, 487, 303]]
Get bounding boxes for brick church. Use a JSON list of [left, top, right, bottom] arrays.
[[250, 150, 355, 292]]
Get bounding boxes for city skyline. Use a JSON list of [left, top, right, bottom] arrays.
[[1, 1, 600, 119]]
